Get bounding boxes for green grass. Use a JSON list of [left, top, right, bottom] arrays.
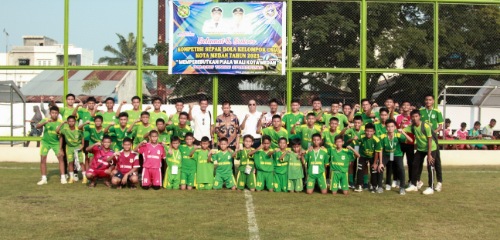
[[0, 163, 499, 240]]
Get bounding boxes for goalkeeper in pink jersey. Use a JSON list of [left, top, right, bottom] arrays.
[[135, 130, 166, 190]]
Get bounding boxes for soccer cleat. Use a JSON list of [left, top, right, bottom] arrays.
[[385, 184, 391, 191], [61, 178, 67, 184], [399, 188, 406, 195], [405, 184, 418, 192], [354, 186, 363, 192], [37, 179, 47, 185], [82, 176, 88, 184], [422, 187, 434, 195], [417, 181, 424, 189], [68, 178, 74, 184], [73, 174, 79, 182], [435, 182, 442, 192], [377, 187, 384, 194]]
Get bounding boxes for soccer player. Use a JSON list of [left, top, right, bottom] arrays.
[[180, 132, 196, 190], [250, 135, 274, 192], [105, 112, 131, 152], [308, 97, 327, 126], [163, 136, 182, 190], [282, 99, 304, 142], [350, 98, 378, 124], [98, 97, 118, 129], [304, 133, 329, 194], [420, 94, 443, 133], [323, 117, 347, 149], [325, 102, 349, 130], [272, 138, 289, 192], [209, 137, 236, 190], [56, 116, 85, 184], [263, 98, 281, 128], [329, 136, 359, 195], [80, 116, 105, 181], [469, 121, 487, 150], [86, 136, 114, 188], [235, 134, 256, 191], [36, 106, 65, 185], [380, 119, 412, 194], [384, 97, 398, 118], [404, 110, 441, 195], [59, 93, 81, 121], [128, 111, 155, 149], [169, 100, 189, 125], [116, 96, 142, 125], [344, 115, 365, 188], [395, 100, 415, 187], [79, 97, 98, 174], [375, 108, 389, 136], [281, 138, 305, 193], [136, 130, 166, 190], [166, 112, 193, 144], [342, 104, 352, 120], [191, 136, 214, 190], [354, 123, 382, 193], [259, 114, 288, 149], [292, 113, 322, 150], [148, 97, 169, 125], [110, 138, 139, 189]]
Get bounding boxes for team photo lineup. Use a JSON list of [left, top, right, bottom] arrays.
[[35, 93, 449, 196]]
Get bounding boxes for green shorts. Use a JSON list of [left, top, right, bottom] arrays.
[[306, 173, 327, 190], [197, 183, 213, 190], [163, 168, 181, 190], [66, 146, 83, 163], [40, 142, 60, 156], [256, 171, 274, 191], [213, 174, 235, 190], [236, 171, 256, 190], [288, 178, 303, 192], [181, 171, 196, 187], [273, 173, 288, 192], [331, 171, 349, 192]]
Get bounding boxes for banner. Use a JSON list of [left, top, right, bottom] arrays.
[[168, 1, 286, 75]]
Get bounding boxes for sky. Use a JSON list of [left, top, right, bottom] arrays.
[[0, 0, 165, 65]]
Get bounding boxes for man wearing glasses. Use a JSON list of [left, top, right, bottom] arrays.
[[241, 99, 263, 148], [189, 96, 214, 147]]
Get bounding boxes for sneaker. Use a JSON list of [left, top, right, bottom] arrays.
[[422, 187, 434, 195], [354, 186, 363, 192], [435, 182, 442, 192], [405, 184, 418, 192], [37, 178, 47, 185], [73, 174, 79, 182], [349, 184, 355, 189], [82, 176, 88, 184], [394, 180, 400, 188], [377, 187, 384, 194], [385, 184, 391, 191], [61, 178, 68, 184], [399, 188, 406, 195], [65, 174, 69, 180], [68, 178, 74, 184], [391, 181, 397, 188], [417, 181, 424, 189]]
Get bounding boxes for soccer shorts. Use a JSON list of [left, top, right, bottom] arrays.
[[273, 173, 288, 192], [306, 173, 327, 190], [197, 183, 213, 190], [40, 141, 60, 156], [66, 146, 83, 163], [213, 174, 235, 190], [288, 178, 303, 192], [331, 171, 348, 192], [142, 168, 162, 187], [236, 171, 256, 190], [114, 171, 136, 182], [180, 171, 196, 187], [88, 168, 109, 178], [256, 171, 274, 191], [163, 169, 181, 190]]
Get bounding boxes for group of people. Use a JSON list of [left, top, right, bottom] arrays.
[[35, 93, 450, 196], [443, 118, 497, 150]]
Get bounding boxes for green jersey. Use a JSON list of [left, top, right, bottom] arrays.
[[157, 130, 171, 147], [149, 111, 169, 125], [285, 152, 304, 179], [272, 149, 289, 175], [132, 123, 155, 146], [97, 111, 117, 128], [323, 128, 342, 149], [294, 124, 322, 150], [375, 122, 387, 136], [329, 148, 355, 173], [354, 111, 380, 125], [212, 150, 233, 176], [357, 135, 382, 158], [282, 112, 304, 140], [166, 148, 182, 174], [39, 118, 63, 145], [166, 124, 193, 144], [84, 123, 104, 145], [61, 127, 83, 148], [304, 148, 329, 175], [420, 107, 444, 131], [324, 113, 349, 129], [170, 113, 191, 126], [308, 110, 328, 125], [125, 109, 141, 126], [78, 108, 94, 140], [180, 145, 196, 174], [236, 148, 255, 172], [380, 133, 407, 156], [193, 149, 214, 183], [344, 128, 364, 147], [108, 124, 131, 144], [404, 123, 437, 152], [253, 150, 274, 172], [261, 127, 288, 149], [60, 106, 78, 121]]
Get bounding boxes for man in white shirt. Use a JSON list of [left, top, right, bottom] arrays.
[[263, 98, 281, 128], [482, 118, 497, 149], [189, 96, 214, 147], [202, 7, 228, 35], [240, 99, 262, 148]]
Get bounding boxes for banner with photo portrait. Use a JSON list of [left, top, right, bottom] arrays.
[[168, 1, 286, 75]]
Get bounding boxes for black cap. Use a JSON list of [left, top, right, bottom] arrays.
[[233, 7, 244, 13], [212, 7, 222, 12]]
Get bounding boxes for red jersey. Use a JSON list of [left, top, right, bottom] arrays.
[[138, 143, 165, 168], [90, 145, 114, 170], [114, 150, 140, 174], [395, 114, 415, 144]]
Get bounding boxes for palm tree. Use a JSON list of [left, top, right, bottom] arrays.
[[98, 32, 151, 66]]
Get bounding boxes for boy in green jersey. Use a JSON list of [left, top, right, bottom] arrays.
[[166, 112, 193, 144], [147, 97, 169, 125], [169, 100, 191, 126], [344, 115, 365, 188], [128, 111, 155, 149], [80, 116, 105, 178], [350, 98, 379, 125], [307, 97, 327, 126], [36, 106, 65, 185], [281, 99, 304, 141], [79, 97, 98, 169], [281, 138, 305, 193], [180, 133, 196, 190], [304, 133, 329, 194], [329, 136, 359, 195], [380, 119, 412, 195], [375, 108, 389, 137], [56, 116, 85, 184], [58, 93, 80, 121], [324, 102, 349, 130], [105, 112, 131, 152], [97, 97, 118, 129], [272, 138, 289, 192], [250, 135, 274, 192], [292, 113, 322, 150], [209, 137, 236, 190], [420, 94, 444, 133], [235, 135, 256, 191], [259, 114, 288, 149], [322, 117, 348, 149], [116, 96, 142, 125], [354, 123, 382, 193], [163, 136, 182, 189], [190, 136, 214, 190], [469, 121, 487, 150]]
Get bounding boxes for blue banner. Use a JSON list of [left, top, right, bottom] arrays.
[[168, 1, 286, 75]]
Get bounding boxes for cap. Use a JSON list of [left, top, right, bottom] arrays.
[[233, 7, 244, 14], [212, 7, 222, 13]]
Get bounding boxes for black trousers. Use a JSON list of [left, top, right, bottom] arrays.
[[380, 155, 405, 188], [411, 151, 442, 186], [401, 143, 415, 182], [357, 157, 378, 188]]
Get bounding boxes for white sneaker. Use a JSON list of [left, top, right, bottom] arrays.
[[385, 184, 391, 191], [391, 181, 397, 188], [354, 186, 363, 192], [61, 178, 67, 184], [405, 184, 418, 192], [435, 182, 442, 192], [37, 179, 47, 185], [73, 173, 79, 182], [394, 180, 400, 188], [417, 181, 424, 189], [423, 187, 434, 195]]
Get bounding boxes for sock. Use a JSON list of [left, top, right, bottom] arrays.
[[363, 175, 369, 185], [348, 174, 353, 184], [61, 174, 66, 179], [41, 175, 47, 180], [82, 171, 86, 177]]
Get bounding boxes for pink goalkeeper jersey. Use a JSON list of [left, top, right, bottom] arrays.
[[114, 151, 140, 174], [456, 129, 468, 140], [138, 143, 165, 168]]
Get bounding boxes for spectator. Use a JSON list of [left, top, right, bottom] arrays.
[[24, 104, 44, 147], [262, 98, 280, 128], [240, 99, 262, 148], [468, 121, 487, 150], [482, 119, 497, 150], [455, 122, 470, 150], [443, 119, 455, 149], [188, 95, 213, 147]]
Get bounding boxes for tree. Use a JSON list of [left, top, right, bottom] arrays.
[[98, 33, 151, 66], [82, 74, 101, 94]]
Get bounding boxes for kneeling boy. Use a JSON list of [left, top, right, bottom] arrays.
[[111, 137, 139, 188]]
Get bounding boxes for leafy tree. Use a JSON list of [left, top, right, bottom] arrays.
[[98, 33, 151, 66]]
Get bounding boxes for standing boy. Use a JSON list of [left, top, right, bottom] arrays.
[[251, 135, 274, 192], [136, 130, 166, 190], [354, 123, 382, 193], [180, 132, 196, 190], [259, 114, 288, 149], [304, 133, 330, 194], [272, 138, 289, 192], [329, 136, 359, 195], [282, 138, 305, 193], [97, 97, 118, 129], [105, 112, 131, 152], [292, 113, 322, 150], [235, 135, 256, 191], [163, 136, 182, 190], [191, 136, 214, 190], [56, 116, 85, 184], [282, 99, 304, 142], [36, 106, 64, 185], [209, 137, 236, 190]]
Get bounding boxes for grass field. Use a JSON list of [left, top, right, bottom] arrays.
[[0, 163, 499, 240]]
